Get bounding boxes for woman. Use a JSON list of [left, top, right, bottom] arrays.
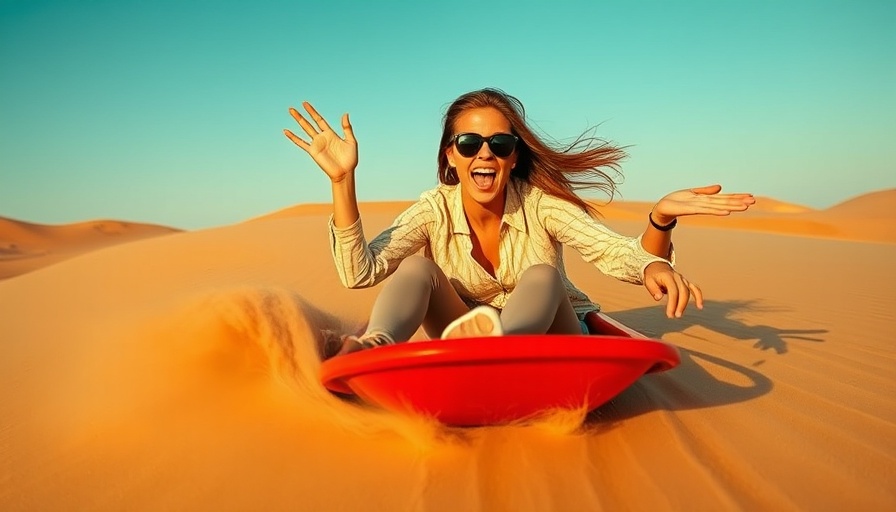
[[284, 89, 754, 357]]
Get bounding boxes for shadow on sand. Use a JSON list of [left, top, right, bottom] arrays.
[[585, 299, 829, 425], [586, 347, 771, 425], [608, 299, 827, 355]]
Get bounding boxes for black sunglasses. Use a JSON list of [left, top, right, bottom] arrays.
[[452, 133, 519, 158]]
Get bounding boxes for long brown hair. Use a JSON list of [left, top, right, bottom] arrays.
[[437, 88, 625, 216]]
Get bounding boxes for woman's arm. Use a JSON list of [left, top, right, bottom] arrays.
[[538, 191, 699, 318], [640, 209, 676, 260], [284, 101, 360, 228], [537, 191, 670, 285], [640, 184, 755, 258], [285, 101, 429, 288], [329, 200, 431, 289], [330, 174, 361, 228]]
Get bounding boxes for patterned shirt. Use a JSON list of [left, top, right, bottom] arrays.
[[328, 178, 673, 315]]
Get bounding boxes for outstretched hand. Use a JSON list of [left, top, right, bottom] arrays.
[[643, 262, 703, 318], [652, 184, 755, 225], [284, 102, 358, 183]]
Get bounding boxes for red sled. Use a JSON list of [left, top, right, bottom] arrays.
[[320, 311, 680, 426]]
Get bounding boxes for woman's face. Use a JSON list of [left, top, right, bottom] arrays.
[[446, 107, 518, 209]]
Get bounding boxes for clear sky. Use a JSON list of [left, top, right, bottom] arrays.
[[1, 0, 893, 229]]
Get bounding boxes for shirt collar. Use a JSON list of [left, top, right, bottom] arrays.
[[447, 179, 528, 235], [449, 184, 470, 234], [503, 179, 528, 234]]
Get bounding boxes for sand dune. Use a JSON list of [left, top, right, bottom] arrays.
[[823, 188, 896, 218], [0, 217, 181, 279], [1, 192, 895, 510]]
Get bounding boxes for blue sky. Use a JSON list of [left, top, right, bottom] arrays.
[[1, 0, 893, 229]]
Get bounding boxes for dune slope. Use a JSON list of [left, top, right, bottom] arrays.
[[0, 217, 181, 279], [1, 202, 894, 511]]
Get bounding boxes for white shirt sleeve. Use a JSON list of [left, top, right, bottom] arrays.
[[328, 200, 432, 288], [535, 192, 674, 285]]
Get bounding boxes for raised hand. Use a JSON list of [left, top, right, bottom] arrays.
[[284, 102, 357, 183], [642, 261, 703, 318], [652, 184, 755, 225]]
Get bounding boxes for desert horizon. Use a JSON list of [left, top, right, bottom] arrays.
[[3, 187, 894, 282], [1, 186, 895, 510]]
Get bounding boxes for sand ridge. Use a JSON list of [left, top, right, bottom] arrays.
[[0, 216, 182, 279]]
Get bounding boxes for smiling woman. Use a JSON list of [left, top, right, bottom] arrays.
[[437, 89, 625, 219], [450, 132, 518, 195], [283, 88, 755, 357]]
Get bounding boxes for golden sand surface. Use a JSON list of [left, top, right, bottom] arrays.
[[1, 190, 894, 510]]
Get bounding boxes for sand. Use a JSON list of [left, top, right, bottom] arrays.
[[1, 189, 894, 510], [0, 217, 181, 279]]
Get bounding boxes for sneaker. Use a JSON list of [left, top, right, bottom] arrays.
[[355, 332, 394, 348], [440, 306, 504, 340], [327, 332, 394, 358]]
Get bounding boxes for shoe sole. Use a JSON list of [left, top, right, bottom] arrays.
[[441, 307, 503, 339]]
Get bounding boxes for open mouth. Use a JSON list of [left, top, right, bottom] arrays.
[[471, 169, 496, 190]]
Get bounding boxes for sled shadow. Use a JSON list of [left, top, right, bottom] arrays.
[[586, 346, 772, 426], [585, 299, 828, 425]]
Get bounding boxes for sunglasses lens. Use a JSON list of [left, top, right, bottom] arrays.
[[489, 134, 517, 157], [453, 133, 517, 158], [454, 134, 483, 157]]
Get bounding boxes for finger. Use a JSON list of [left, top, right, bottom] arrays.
[[688, 184, 722, 196], [674, 274, 690, 318], [687, 194, 755, 208], [663, 274, 679, 319], [644, 275, 665, 301], [283, 128, 311, 151], [690, 281, 704, 310], [723, 193, 755, 200], [303, 101, 333, 132], [685, 198, 756, 215], [709, 194, 756, 206], [687, 205, 741, 216], [733, 194, 757, 208], [700, 193, 754, 202], [342, 113, 356, 145], [289, 107, 320, 138]]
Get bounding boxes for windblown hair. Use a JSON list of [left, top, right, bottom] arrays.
[[437, 88, 625, 216]]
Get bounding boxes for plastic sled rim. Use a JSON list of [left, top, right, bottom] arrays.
[[320, 334, 680, 396]]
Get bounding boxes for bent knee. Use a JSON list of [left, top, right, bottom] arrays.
[[394, 255, 441, 279], [519, 264, 564, 285], [521, 263, 563, 281]]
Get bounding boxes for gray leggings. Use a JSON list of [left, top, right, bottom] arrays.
[[366, 255, 582, 341]]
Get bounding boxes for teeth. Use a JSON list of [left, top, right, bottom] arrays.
[[472, 169, 496, 175]]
